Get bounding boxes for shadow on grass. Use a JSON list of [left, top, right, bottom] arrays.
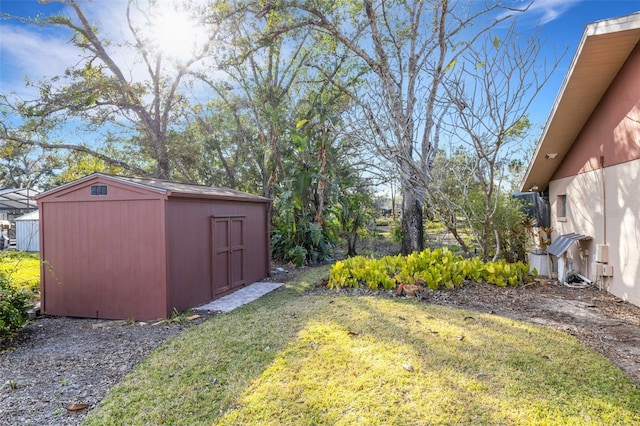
[[85, 267, 640, 425], [217, 297, 640, 425], [83, 267, 331, 424]]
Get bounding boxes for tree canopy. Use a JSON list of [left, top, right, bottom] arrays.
[[0, 0, 561, 261]]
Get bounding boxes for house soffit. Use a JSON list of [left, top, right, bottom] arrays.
[[521, 12, 640, 193]]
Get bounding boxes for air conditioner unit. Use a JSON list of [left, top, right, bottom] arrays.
[[595, 244, 609, 263]]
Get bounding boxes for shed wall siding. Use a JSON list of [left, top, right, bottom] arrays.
[[40, 199, 167, 320], [164, 198, 270, 311], [16, 219, 39, 252], [549, 159, 640, 307], [37, 173, 271, 319]]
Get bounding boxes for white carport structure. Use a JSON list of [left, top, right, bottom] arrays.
[[0, 188, 39, 217], [0, 188, 40, 249]]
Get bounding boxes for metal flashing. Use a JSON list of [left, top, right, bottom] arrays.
[[547, 233, 591, 257]]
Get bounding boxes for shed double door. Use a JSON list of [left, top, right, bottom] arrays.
[[211, 216, 246, 296]]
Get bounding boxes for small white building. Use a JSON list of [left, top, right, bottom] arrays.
[[15, 210, 39, 252]]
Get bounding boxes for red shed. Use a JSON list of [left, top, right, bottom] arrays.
[[36, 173, 271, 320]]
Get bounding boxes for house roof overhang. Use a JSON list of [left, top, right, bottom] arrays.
[[521, 12, 640, 193]]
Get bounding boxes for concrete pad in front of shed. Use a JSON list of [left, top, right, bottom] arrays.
[[194, 282, 284, 313]]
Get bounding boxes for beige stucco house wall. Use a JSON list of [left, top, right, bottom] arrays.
[[522, 12, 640, 307], [549, 161, 640, 306]]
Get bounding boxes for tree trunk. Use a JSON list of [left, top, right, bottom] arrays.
[[315, 130, 328, 220], [445, 218, 470, 256], [157, 151, 170, 180], [347, 234, 357, 257], [492, 229, 501, 262], [400, 188, 424, 255]]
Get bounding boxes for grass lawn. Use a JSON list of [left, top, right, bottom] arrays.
[[84, 267, 640, 425], [0, 251, 40, 296]]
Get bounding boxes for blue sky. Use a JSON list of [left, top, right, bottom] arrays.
[[1, 0, 639, 133]]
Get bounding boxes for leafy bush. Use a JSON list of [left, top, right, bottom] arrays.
[[328, 248, 530, 290], [271, 214, 332, 267], [390, 220, 403, 245], [0, 272, 32, 344], [494, 195, 530, 263]]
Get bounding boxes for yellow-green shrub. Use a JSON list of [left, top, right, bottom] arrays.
[[328, 248, 530, 290]]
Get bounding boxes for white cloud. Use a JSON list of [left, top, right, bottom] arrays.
[[0, 24, 81, 96], [0, 1, 131, 98], [496, 0, 582, 26], [0, 0, 215, 99], [526, 0, 582, 25]]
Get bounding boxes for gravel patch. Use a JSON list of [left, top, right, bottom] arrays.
[[0, 314, 214, 425]]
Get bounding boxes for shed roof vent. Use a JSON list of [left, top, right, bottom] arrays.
[[90, 185, 108, 196]]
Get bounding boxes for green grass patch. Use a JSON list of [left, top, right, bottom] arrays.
[[0, 251, 40, 296], [425, 220, 446, 231], [84, 268, 640, 425], [374, 217, 390, 226]]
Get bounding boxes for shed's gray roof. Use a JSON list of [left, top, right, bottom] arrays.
[[110, 175, 271, 202], [36, 173, 271, 203]]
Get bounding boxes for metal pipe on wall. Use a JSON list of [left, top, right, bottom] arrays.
[[600, 155, 607, 245]]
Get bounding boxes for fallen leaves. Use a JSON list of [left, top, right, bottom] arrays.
[[91, 320, 128, 330], [65, 403, 89, 412]]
